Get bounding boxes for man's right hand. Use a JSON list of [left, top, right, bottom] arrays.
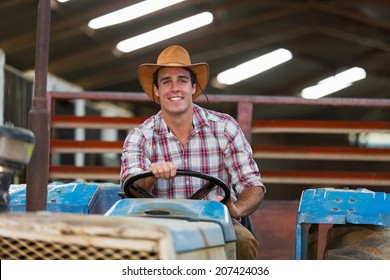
[[149, 162, 177, 179]]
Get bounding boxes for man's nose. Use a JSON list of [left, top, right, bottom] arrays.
[[171, 81, 180, 91]]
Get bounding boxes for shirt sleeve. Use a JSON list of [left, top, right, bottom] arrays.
[[120, 128, 151, 186], [223, 118, 265, 195]]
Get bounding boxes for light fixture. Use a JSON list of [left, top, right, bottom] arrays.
[[88, 0, 186, 30], [57, 0, 71, 2], [217, 48, 293, 85], [301, 67, 366, 99], [116, 12, 213, 53]]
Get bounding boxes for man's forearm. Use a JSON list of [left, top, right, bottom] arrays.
[[234, 186, 264, 218]]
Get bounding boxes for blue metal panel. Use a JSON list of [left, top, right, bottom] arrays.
[[88, 184, 122, 214], [296, 188, 390, 259], [105, 198, 236, 243], [10, 182, 99, 214], [297, 188, 390, 226]]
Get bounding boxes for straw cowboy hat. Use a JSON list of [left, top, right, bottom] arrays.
[[138, 45, 209, 104]]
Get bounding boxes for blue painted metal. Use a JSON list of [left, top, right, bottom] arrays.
[[297, 188, 390, 226], [87, 184, 122, 214], [106, 198, 236, 244], [11, 182, 96, 214], [10, 182, 122, 214], [295, 188, 390, 259]]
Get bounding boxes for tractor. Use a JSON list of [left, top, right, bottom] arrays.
[[1, 124, 390, 261], [0, 125, 237, 260]]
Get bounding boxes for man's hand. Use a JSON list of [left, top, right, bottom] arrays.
[[125, 162, 177, 196], [213, 187, 264, 219], [213, 195, 241, 219], [149, 162, 177, 179]]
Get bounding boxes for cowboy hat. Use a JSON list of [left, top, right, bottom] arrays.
[[138, 45, 209, 104]]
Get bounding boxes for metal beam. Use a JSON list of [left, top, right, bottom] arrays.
[[26, 0, 51, 212]]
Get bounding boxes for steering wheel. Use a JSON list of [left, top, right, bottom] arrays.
[[123, 169, 230, 204]]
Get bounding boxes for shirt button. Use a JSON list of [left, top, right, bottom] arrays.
[[186, 180, 190, 184]]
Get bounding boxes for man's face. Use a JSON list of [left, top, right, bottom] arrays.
[[153, 67, 196, 115]]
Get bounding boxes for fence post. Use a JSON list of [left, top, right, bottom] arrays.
[[237, 102, 253, 144], [26, 0, 51, 211]]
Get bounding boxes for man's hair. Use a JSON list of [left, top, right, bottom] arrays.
[[152, 67, 197, 89]]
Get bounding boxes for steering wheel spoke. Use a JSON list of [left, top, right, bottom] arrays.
[[131, 183, 156, 198], [189, 181, 216, 200]]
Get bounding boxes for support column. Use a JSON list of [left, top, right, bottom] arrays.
[[26, 0, 51, 211]]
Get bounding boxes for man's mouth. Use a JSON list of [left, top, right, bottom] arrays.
[[168, 97, 183, 101]]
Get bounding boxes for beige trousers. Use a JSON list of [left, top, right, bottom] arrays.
[[233, 219, 259, 260]]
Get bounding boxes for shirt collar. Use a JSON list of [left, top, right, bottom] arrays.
[[154, 111, 170, 135], [192, 104, 209, 131], [154, 104, 210, 135]]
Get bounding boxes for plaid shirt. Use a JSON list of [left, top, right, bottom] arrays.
[[120, 104, 264, 201]]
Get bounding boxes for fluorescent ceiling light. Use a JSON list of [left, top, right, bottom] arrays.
[[116, 12, 213, 53], [301, 67, 366, 99], [57, 0, 71, 2], [88, 0, 186, 29], [217, 48, 293, 85]]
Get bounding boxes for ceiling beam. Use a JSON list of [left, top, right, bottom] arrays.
[[315, 26, 390, 53], [331, 0, 390, 8], [0, 0, 33, 9], [310, 2, 390, 31]]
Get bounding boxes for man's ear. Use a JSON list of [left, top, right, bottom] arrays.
[[192, 83, 197, 95], [153, 84, 160, 97]]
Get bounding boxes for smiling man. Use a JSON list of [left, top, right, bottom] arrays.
[[120, 45, 265, 260]]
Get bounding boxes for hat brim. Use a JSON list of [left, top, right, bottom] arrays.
[[138, 63, 209, 104]]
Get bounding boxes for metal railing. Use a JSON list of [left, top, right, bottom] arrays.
[[47, 91, 390, 189]]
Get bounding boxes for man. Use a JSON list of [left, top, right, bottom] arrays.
[[120, 45, 265, 260]]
